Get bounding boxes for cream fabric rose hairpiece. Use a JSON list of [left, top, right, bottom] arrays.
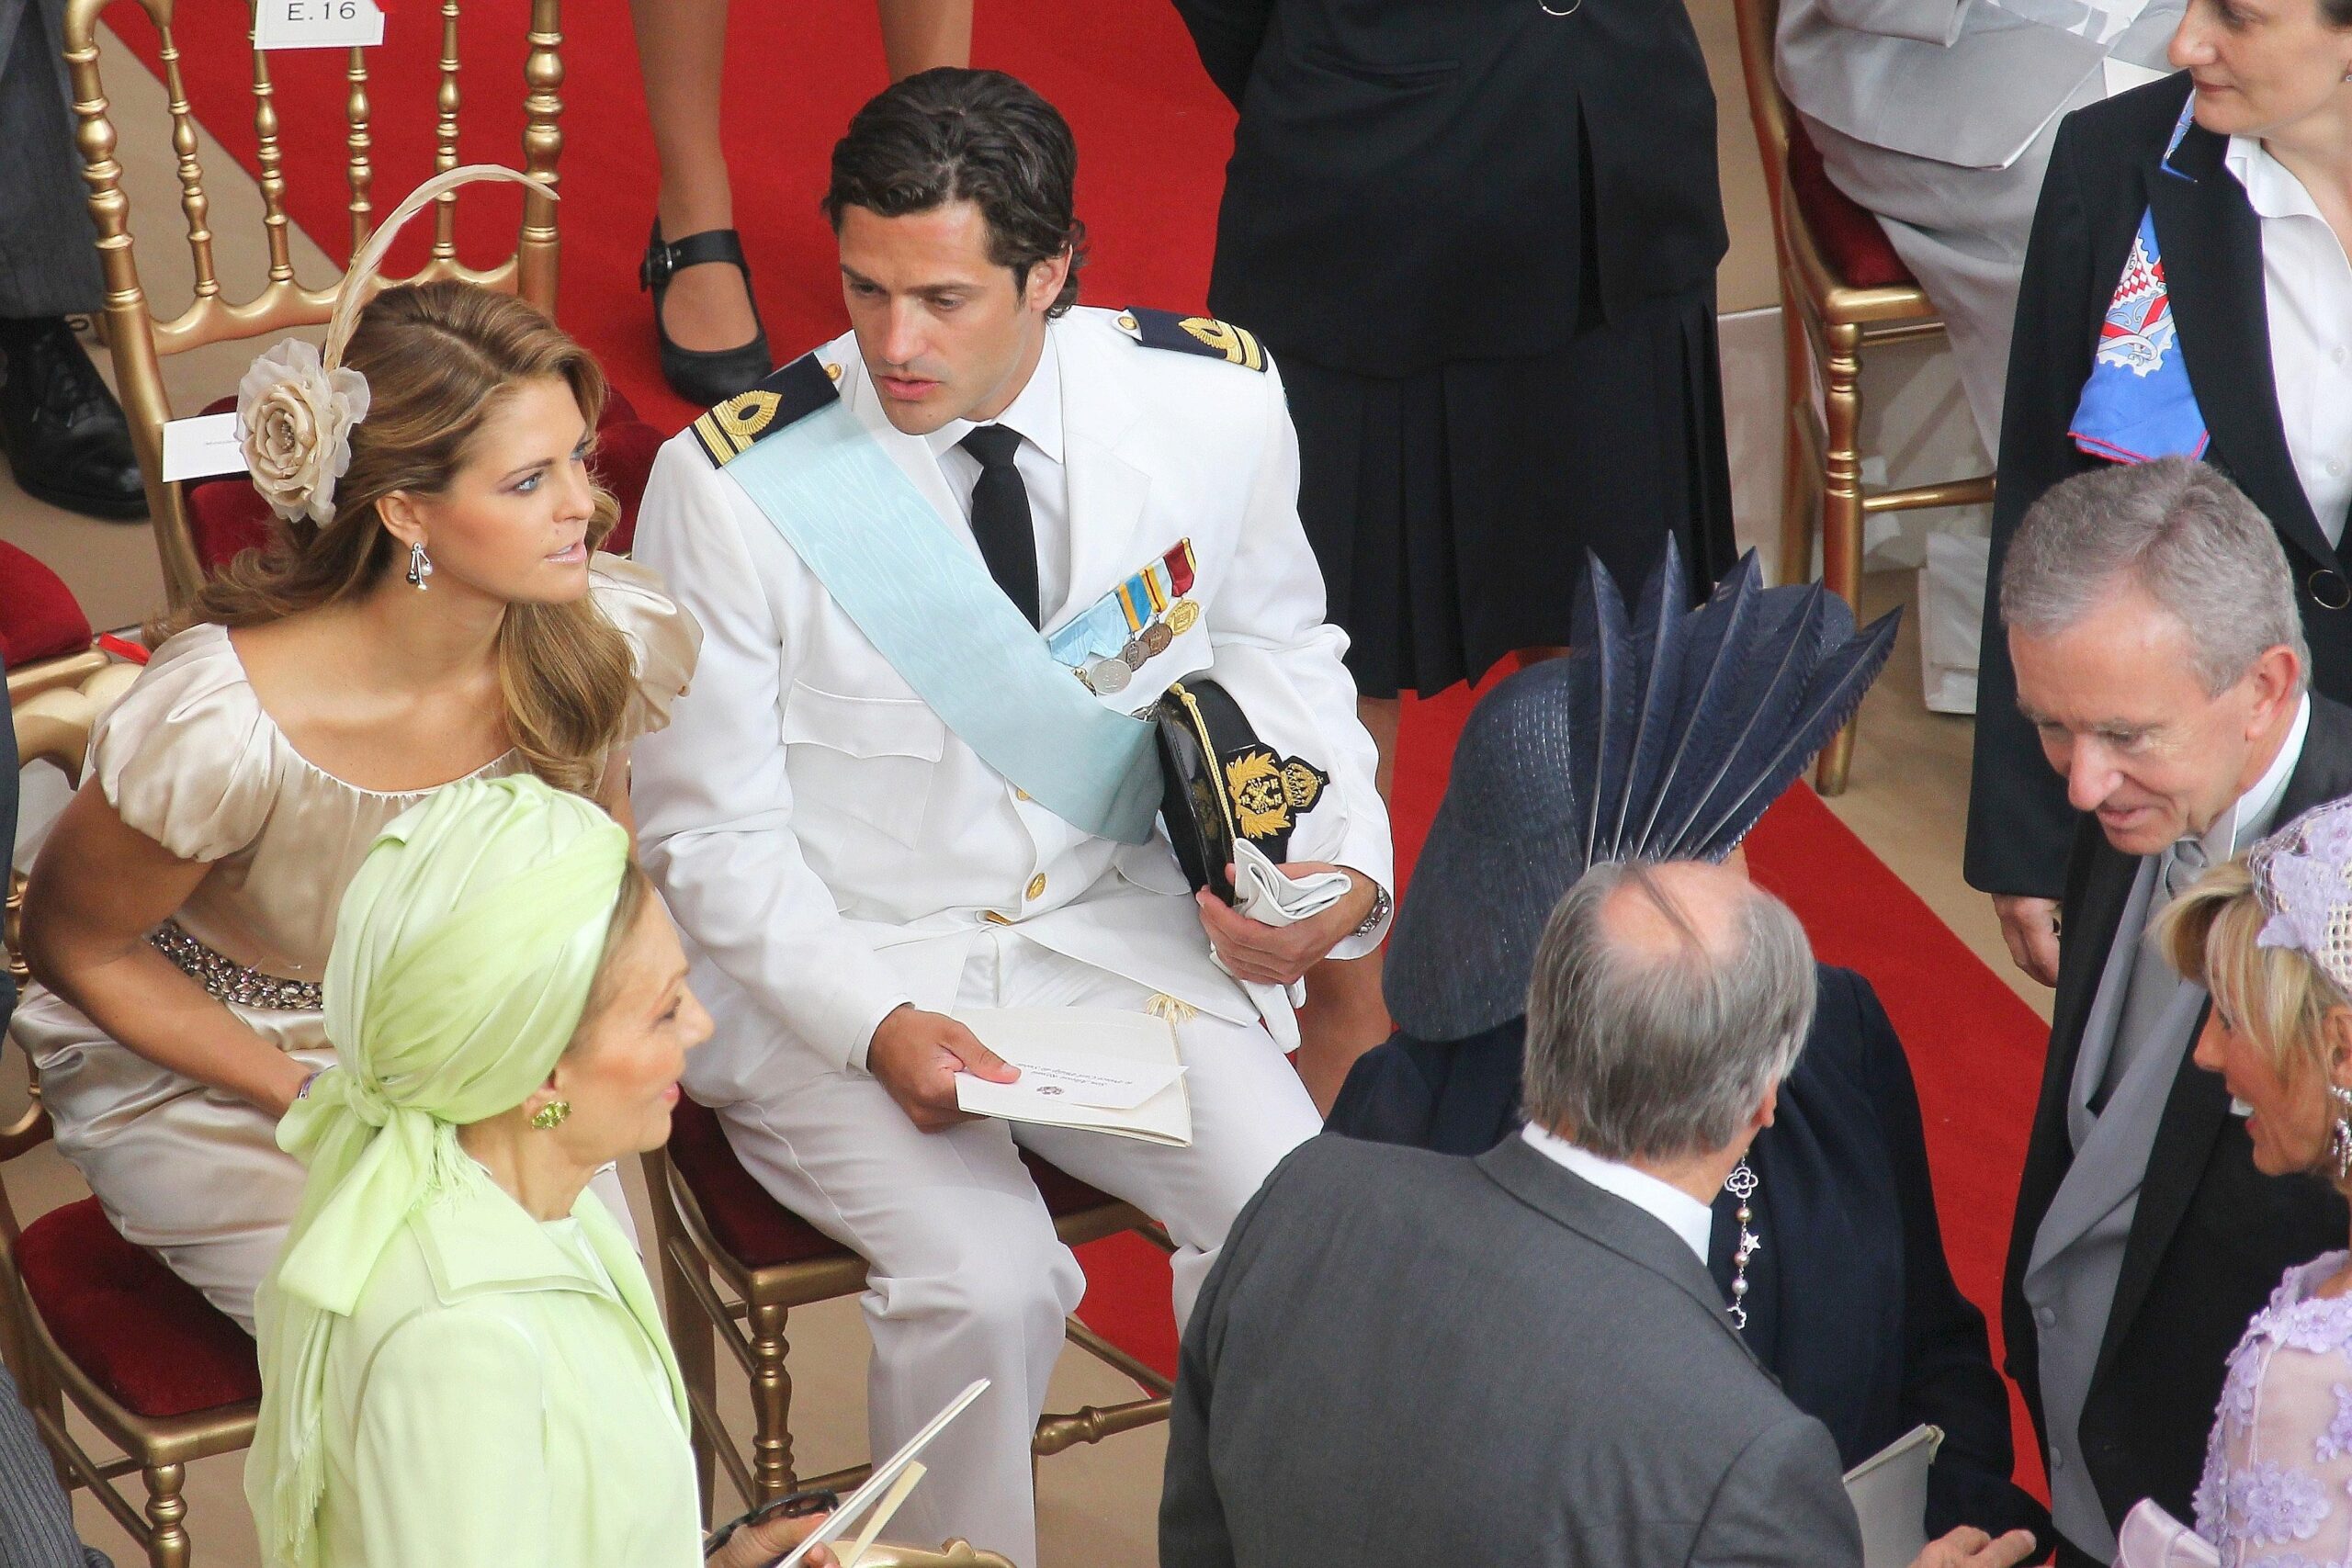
[[235, 164, 556, 526]]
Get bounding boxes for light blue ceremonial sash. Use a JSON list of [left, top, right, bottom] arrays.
[[726, 400, 1162, 844]]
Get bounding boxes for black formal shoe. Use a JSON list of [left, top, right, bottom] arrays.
[[641, 221, 773, 407], [0, 316, 148, 522]]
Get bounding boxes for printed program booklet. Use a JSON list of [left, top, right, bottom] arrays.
[[952, 1007, 1192, 1146]]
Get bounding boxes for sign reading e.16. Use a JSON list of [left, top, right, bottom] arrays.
[[253, 0, 386, 50]]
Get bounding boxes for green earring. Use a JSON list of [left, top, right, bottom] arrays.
[[530, 1100, 571, 1131]]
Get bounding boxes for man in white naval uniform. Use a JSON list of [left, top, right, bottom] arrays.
[[629, 70, 1390, 1565]]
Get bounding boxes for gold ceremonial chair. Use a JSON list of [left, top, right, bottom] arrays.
[[4, 663, 262, 1568], [648, 1097, 1176, 1517], [6, 649, 111, 709], [1731, 0, 1996, 794], [60, 0, 566, 610], [3, 536, 107, 710]]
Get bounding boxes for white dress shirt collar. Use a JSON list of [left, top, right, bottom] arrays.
[[2193, 691, 2310, 869], [2222, 136, 2352, 546], [2226, 136, 2316, 224], [923, 328, 1066, 467], [1521, 1122, 1714, 1266]]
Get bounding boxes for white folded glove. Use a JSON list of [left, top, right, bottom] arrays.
[[1214, 840, 1352, 1051]]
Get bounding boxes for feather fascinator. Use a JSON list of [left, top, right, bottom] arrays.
[[1382, 541, 1901, 1042]]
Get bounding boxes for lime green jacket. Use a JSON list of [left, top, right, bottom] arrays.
[[309, 1166, 701, 1567]]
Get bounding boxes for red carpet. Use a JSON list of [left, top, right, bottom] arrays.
[[111, 1, 2045, 1493], [105, 0, 1238, 436]]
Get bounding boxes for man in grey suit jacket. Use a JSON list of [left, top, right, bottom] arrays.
[[1774, 0, 2180, 454], [1160, 859, 2036, 1568]]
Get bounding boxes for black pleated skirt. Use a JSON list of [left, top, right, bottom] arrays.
[[1283, 284, 1736, 699]]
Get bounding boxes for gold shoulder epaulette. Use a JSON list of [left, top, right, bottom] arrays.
[[691, 352, 844, 467], [1114, 307, 1267, 372]]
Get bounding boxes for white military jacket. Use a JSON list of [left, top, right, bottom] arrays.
[[629, 306, 1393, 1095]]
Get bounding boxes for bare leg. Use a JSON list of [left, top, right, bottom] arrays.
[[876, 0, 973, 78], [631, 0, 759, 352], [1295, 951, 1392, 1117]]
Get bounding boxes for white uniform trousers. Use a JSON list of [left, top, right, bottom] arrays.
[[711, 931, 1319, 1568]]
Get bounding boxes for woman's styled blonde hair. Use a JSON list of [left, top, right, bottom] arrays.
[[2159, 859, 2352, 1186], [174, 280, 634, 795]]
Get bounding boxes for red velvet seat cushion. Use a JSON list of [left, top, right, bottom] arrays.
[[16, 1197, 260, 1418], [1786, 118, 1915, 291], [184, 387, 666, 570], [668, 1097, 1122, 1272], [0, 539, 94, 668]]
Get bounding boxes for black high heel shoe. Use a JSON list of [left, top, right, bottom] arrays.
[[640, 220, 773, 406]]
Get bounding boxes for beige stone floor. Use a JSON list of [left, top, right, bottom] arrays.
[[0, 19, 2051, 1568]]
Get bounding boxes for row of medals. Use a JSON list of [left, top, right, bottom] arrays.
[[1076, 598, 1201, 695]]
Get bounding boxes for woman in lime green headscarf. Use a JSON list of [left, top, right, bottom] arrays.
[[243, 775, 827, 1568]]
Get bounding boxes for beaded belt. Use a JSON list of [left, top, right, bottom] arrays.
[[149, 920, 322, 1011]]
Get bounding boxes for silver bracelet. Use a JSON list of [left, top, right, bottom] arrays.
[[1351, 882, 1392, 941]]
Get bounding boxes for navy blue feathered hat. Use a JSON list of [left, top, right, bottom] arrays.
[[1382, 541, 1900, 1042]]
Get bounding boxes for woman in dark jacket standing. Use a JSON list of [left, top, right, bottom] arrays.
[[1172, 0, 1736, 773], [1967, 0, 2352, 978]]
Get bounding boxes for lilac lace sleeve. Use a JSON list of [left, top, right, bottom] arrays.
[[2195, 1254, 2352, 1567]]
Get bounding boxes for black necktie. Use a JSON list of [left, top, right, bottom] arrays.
[[958, 424, 1041, 628]]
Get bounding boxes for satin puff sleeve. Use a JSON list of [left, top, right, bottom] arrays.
[[89, 626, 277, 863], [590, 554, 702, 743]]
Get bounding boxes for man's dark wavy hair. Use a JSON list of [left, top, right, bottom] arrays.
[[822, 68, 1087, 318]]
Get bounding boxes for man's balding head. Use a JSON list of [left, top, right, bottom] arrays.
[[1524, 860, 1815, 1164], [1595, 859, 1748, 968]]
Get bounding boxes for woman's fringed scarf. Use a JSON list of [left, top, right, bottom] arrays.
[[243, 775, 628, 1568]]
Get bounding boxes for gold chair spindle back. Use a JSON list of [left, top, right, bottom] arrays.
[[58, 0, 567, 608]]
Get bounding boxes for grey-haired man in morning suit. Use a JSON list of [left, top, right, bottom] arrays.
[[1159, 860, 2037, 1568]]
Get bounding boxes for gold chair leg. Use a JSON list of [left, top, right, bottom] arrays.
[[141, 1462, 190, 1568], [1815, 319, 1866, 795], [648, 1160, 718, 1524], [746, 1300, 797, 1504], [22, 1359, 69, 1495], [1777, 285, 1816, 589]]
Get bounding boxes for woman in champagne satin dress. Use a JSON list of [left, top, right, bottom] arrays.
[[15, 278, 697, 1332]]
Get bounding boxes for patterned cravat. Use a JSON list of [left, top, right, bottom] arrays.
[[2164, 833, 2211, 901]]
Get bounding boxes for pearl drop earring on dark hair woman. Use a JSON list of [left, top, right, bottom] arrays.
[[406, 539, 433, 590]]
